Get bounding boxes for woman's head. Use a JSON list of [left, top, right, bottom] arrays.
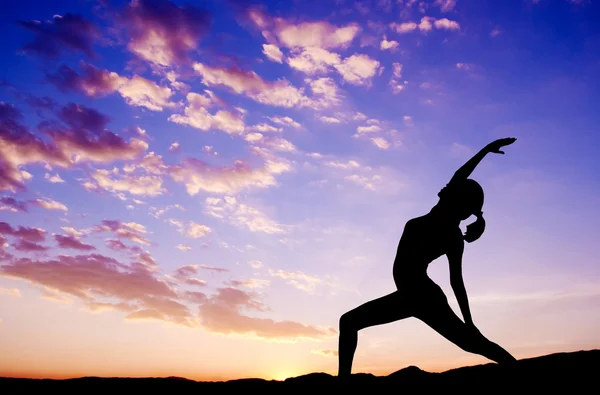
[[443, 179, 486, 243]]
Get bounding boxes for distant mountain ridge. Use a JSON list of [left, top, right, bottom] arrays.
[[2, 349, 598, 393]]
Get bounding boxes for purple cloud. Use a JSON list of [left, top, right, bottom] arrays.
[[120, 0, 211, 66], [17, 13, 98, 59]]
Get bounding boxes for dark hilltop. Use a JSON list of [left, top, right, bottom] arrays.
[[1, 349, 598, 393]]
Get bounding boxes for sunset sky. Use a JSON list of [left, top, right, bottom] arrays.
[[1, 0, 599, 382]]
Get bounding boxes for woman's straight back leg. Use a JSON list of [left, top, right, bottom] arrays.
[[338, 290, 413, 377]]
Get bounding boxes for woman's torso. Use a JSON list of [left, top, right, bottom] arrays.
[[393, 213, 460, 288]]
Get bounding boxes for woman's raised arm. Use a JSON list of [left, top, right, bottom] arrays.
[[449, 137, 517, 184]]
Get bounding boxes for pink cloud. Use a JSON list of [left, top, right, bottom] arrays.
[[120, 0, 211, 67], [169, 155, 291, 196], [17, 13, 97, 59], [0, 253, 194, 325], [199, 287, 337, 340], [0, 222, 46, 242], [93, 220, 151, 246], [54, 234, 96, 251], [47, 63, 174, 111], [169, 92, 246, 134], [12, 239, 49, 253], [192, 63, 309, 108]]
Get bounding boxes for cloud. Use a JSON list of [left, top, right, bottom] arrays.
[[31, 198, 68, 211], [0, 253, 194, 326], [334, 54, 382, 86], [186, 222, 212, 238], [117, 75, 175, 111], [390, 79, 408, 94], [0, 238, 337, 337], [312, 349, 338, 357], [0, 222, 46, 243], [262, 44, 284, 63], [435, 0, 457, 12], [0, 102, 147, 192], [170, 265, 208, 287], [276, 21, 360, 49], [0, 287, 21, 297], [390, 22, 418, 33], [12, 239, 49, 253], [229, 278, 271, 289], [0, 197, 28, 212], [434, 18, 461, 30], [169, 92, 245, 134], [456, 62, 474, 71], [205, 196, 286, 234], [248, 10, 360, 50], [306, 77, 343, 108], [319, 116, 341, 124], [44, 173, 64, 183], [390, 16, 460, 33], [83, 152, 167, 198], [149, 204, 185, 219], [119, 0, 211, 67], [287, 47, 341, 74], [169, 220, 212, 239], [47, 63, 175, 111], [193, 63, 309, 109], [54, 234, 95, 251], [325, 160, 361, 169], [356, 125, 382, 134], [247, 123, 282, 133], [392, 63, 403, 78], [169, 152, 291, 196], [371, 137, 391, 150], [17, 13, 97, 59], [268, 269, 329, 294], [380, 38, 399, 51], [199, 287, 336, 341], [176, 244, 191, 251], [93, 220, 151, 246], [268, 116, 302, 129]]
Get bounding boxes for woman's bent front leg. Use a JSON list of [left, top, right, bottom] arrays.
[[338, 291, 412, 377], [415, 294, 516, 364]]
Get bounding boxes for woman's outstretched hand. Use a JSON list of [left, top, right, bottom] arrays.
[[485, 137, 517, 155]]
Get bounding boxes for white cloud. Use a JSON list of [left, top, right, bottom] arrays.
[[262, 44, 284, 63], [334, 54, 382, 86], [44, 173, 65, 183], [169, 92, 245, 135], [371, 137, 390, 150], [319, 116, 341, 124], [356, 125, 382, 134], [205, 196, 286, 234], [268, 116, 302, 129], [380, 38, 399, 51]]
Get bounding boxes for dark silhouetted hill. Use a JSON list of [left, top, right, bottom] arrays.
[[1, 350, 598, 393]]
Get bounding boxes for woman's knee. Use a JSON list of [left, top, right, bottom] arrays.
[[339, 311, 357, 332]]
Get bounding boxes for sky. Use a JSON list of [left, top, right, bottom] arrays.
[[0, 0, 599, 382]]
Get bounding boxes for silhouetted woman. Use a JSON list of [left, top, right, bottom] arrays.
[[338, 137, 518, 377]]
